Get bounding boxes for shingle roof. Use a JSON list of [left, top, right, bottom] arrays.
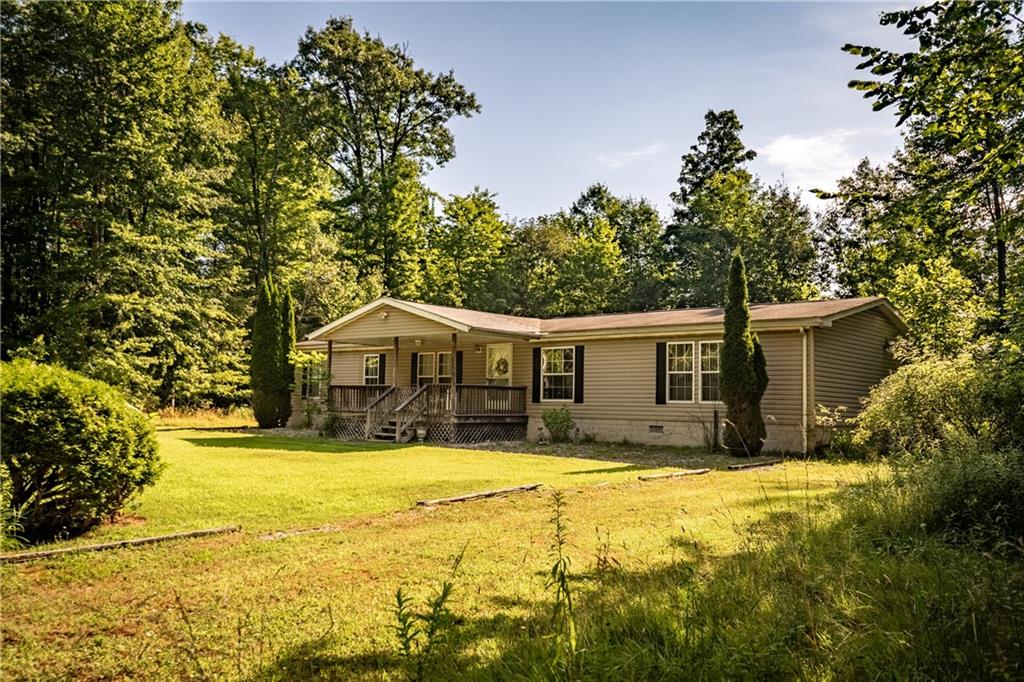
[[402, 301, 542, 335], [305, 295, 903, 343], [537, 297, 888, 333], [392, 296, 895, 335]]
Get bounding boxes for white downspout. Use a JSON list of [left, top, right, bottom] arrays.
[[801, 327, 808, 454]]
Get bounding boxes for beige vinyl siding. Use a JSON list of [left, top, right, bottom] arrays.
[[393, 343, 488, 386], [312, 343, 491, 387], [814, 308, 900, 417], [518, 332, 803, 423], [324, 304, 456, 341]]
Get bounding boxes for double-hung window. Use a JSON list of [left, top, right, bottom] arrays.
[[363, 354, 382, 385], [417, 352, 435, 387], [667, 342, 694, 402], [437, 352, 453, 384], [699, 342, 722, 402], [541, 347, 574, 401]]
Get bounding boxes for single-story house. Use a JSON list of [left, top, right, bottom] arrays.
[[292, 296, 905, 452]]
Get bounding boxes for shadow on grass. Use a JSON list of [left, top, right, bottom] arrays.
[[563, 463, 660, 475], [248, 639, 403, 681], [245, 481, 1024, 681], [181, 434, 415, 454]]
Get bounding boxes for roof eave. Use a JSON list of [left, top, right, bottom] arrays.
[[533, 318, 828, 342]]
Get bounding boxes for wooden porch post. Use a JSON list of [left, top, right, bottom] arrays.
[[393, 336, 399, 386], [450, 333, 458, 437], [450, 333, 457, 389], [326, 340, 333, 383]]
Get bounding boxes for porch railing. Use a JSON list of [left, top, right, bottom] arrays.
[[454, 384, 527, 416], [327, 384, 391, 413]]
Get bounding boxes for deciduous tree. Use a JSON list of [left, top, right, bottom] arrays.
[[295, 17, 479, 296], [423, 188, 511, 309], [844, 1, 1024, 319], [0, 0, 246, 408]]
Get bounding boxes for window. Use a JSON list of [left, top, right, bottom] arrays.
[[364, 354, 382, 385], [541, 347, 574, 401], [667, 342, 694, 402], [417, 352, 435, 387], [437, 352, 453, 383], [301, 363, 326, 399], [699, 342, 722, 402]]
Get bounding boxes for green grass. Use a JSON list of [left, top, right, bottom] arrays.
[[1, 430, 869, 680], [51, 430, 756, 544]]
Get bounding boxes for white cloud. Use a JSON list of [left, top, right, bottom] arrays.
[[758, 127, 900, 203], [595, 142, 663, 170]]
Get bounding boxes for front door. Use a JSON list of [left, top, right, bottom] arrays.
[[486, 344, 512, 386]]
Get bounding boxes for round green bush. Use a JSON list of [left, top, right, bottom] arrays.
[[1, 360, 162, 542]]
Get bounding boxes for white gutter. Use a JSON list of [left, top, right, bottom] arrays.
[[801, 326, 808, 454]]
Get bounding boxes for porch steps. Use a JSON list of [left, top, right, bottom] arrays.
[[372, 420, 412, 442]]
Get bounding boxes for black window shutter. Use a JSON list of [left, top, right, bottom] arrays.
[[455, 351, 463, 384], [378, 353, 387, 384], [573, 345, 585, 404], [531, 347, 541, 403], [410, 352, 418, 386], [655, 342, 667, 404]]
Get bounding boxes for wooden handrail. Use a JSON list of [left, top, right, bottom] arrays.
[[364, 386, 396, 411]]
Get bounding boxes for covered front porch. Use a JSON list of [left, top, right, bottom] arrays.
[[298, 298, 535, 443], [324, 383, 528, 443]]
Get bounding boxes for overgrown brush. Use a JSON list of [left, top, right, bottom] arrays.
[[485, 463, 1024, 680], [393, 546, 467, 681]]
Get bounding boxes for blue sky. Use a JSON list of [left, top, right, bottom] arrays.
[[182, 2, 914, 219]]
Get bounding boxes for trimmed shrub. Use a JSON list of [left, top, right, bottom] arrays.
[[0, 360, 162, 542], [542, 406, 575, 443]]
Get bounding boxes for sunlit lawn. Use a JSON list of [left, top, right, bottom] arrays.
[[1, 430, 872, 680], [67, 429, 726, 543]]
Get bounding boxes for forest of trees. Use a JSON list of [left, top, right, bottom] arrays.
[[2, 0, 1020, 409]]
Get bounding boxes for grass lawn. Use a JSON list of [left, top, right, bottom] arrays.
[[1, 430, 870, 680]]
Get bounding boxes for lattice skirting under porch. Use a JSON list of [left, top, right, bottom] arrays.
[[319, 415, 365, 440], [421, 421, 527, 444]]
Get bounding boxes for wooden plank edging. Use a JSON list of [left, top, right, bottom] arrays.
[[637, 468, 710, 481], [727, 459, 783, 471], [1, 525, 241, 564], [416, 483, 542, 507]]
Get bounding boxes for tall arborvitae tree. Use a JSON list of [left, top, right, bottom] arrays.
[[720, 251, 767, 455], [251, 276, 281, 428], [278, 286, 296, 426]]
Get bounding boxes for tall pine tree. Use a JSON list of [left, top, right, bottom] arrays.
[[720, 251, 767, 455]]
